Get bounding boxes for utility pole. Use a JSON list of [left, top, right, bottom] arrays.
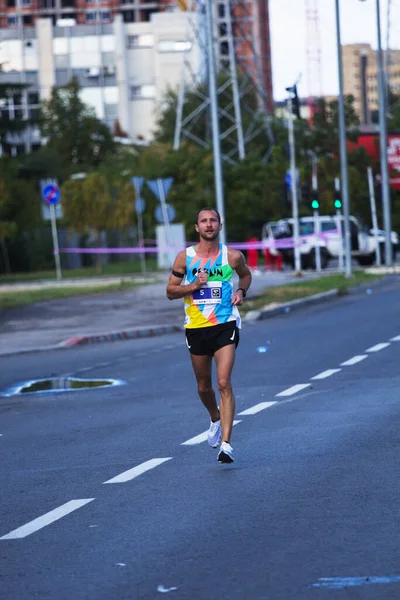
[[205, 0, 226, 244], [311, 153, 321, 273], [286, 88, 301, 274], [375, 0, 392, 265], [334, 0, 352, 278]]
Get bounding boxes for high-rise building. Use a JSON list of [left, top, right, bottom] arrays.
[[342, 43, 400, 125]]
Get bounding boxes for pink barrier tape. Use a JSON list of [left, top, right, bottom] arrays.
[[58, 231, 339, 255]]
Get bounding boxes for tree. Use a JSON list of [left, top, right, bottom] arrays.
[[40, 77, 115, 168]]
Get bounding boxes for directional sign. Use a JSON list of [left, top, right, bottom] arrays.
[[42, 183, 60, 205], [131, 176, 145, 214]]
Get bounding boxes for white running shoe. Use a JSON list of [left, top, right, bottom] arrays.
[[207, 419, 222, 448], [218, 441, 234, 463]]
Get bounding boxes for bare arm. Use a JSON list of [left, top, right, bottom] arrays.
[[229, 249, 252, 306], [166, 250, 208, 300]]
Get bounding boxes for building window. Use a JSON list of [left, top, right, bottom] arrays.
[[86, 11, 96, 22], [127, 34, 154, 48], [22, 0, 32, 5], [158, 40, 192, 53], [7, 14, 18, 26], [130, 84, 156, 100], [23, 15, 32, 24]]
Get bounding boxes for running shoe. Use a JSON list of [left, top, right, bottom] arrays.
[[207, 419, 221, 448], [218, 442, 234, 463]]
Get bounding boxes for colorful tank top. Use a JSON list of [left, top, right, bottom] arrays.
[[183, 244, 241, 329]]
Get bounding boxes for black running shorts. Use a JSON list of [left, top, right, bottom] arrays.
[[185, 321, 240, 356]]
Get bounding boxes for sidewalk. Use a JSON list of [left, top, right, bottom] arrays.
[[0, 269, 296, 356]]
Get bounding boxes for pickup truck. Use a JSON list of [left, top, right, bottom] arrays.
[[261, 215, 399, 269]]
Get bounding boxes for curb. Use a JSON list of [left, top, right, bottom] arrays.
[[62, 324, 183, 347], [243, 289, 339, 322]]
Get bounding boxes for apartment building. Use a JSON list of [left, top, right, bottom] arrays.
[[0, 11, 200, 154], [342, 43, 400, 124]]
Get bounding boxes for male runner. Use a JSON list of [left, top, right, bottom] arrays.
[[166, 208, 252, 463]]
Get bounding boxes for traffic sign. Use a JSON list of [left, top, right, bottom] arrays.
[[155, 204, 175, 223], [42, 183, 60, 205], [135, 197, 146, 214]]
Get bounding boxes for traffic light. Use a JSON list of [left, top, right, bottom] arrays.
[[334, 190, 342, 209], [334, 177, 342, 209], [285, 84, 301, 119], [311, 190, 319, 210]]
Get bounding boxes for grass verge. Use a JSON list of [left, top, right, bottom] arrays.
[[241, 271, 384, 314], [0, 281, 138, 309], [0, 259, 159, 284]]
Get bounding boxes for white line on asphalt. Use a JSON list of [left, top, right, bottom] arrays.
[[340, 355, 368, 366], [181, 420, 242, 446], [365, 342, 391, 353], [103, 458, 172, 484], [276, 384, 311, 397], [238, 402, 277, 415], [0, 499, 95, 540], [311, 369, 342, 380], [390, 335, 400, 342]]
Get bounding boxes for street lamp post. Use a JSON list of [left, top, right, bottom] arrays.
[[334, 0, 353, 278], [374, 0, 392, 265], [359, 0, 392, 265]]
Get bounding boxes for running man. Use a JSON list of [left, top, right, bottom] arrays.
[[166, 208, 252, 463]]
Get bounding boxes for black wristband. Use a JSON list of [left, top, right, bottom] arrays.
[[236, 287, 247, 298]]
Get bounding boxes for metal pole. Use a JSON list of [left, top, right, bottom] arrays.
[[136, 207, 146, 276], [375, 0, 392, 266], [157, 178, 175, 267], [367, 166, 382, 266], [205, 0, 226, 245], [224, 0, 245, 160], [334, 177, 344, 272], [311, 153, 321, 272], [49, 204, 62, 281], [334, 0, 352, 278], [287, 95, 301, 273]]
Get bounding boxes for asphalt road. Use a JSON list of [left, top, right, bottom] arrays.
[[1, 279, 400, 599]]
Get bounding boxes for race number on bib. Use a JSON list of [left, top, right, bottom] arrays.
[[192, 281, 222, 305]]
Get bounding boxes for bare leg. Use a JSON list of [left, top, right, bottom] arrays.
[[189, 353, 220, 421], [213, 344, 236, 443]]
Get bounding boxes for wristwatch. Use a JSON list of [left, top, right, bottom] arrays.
[[236, 287, 247, 298]]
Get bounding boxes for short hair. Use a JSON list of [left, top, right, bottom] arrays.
[[196, 207, 221, 224]]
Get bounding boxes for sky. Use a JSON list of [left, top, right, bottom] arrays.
[[269, 0, 397, 100]]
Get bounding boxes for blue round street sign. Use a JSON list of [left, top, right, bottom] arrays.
[[155, 204, 175, 224], [43, 184, 60, 205], [135, 197, 146, 214]]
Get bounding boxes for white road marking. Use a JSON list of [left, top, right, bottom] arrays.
[[0, 499, 94, 540], [365, 342, 390, 353], [276, 384, 311, 397], [311, 369, 342, 380], [103, 458, 172, 484], [238, 402, 277, 415], [181, 420, 241, 446], [340, 355, 368, 366], [390, 335, 400, 342]]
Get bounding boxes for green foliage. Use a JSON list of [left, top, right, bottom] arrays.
[[40, 77, 115, 168]]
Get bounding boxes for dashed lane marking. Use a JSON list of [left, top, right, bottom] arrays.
[[276, 384, 311, 397], [181, 420, 241, 446], [311, 369, 341, 380], [238, 402, 277, 415], [0, 499, 95, 540], [340, 355, 368, 366], [365, 342, 390, 353], [390, 335, 400, 342], [103, 458, 172, 484]]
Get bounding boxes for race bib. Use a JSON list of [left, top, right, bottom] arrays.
[[192, 281, 222, 305]]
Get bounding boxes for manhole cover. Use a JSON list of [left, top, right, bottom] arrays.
[[2, 377, 125, 397]]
